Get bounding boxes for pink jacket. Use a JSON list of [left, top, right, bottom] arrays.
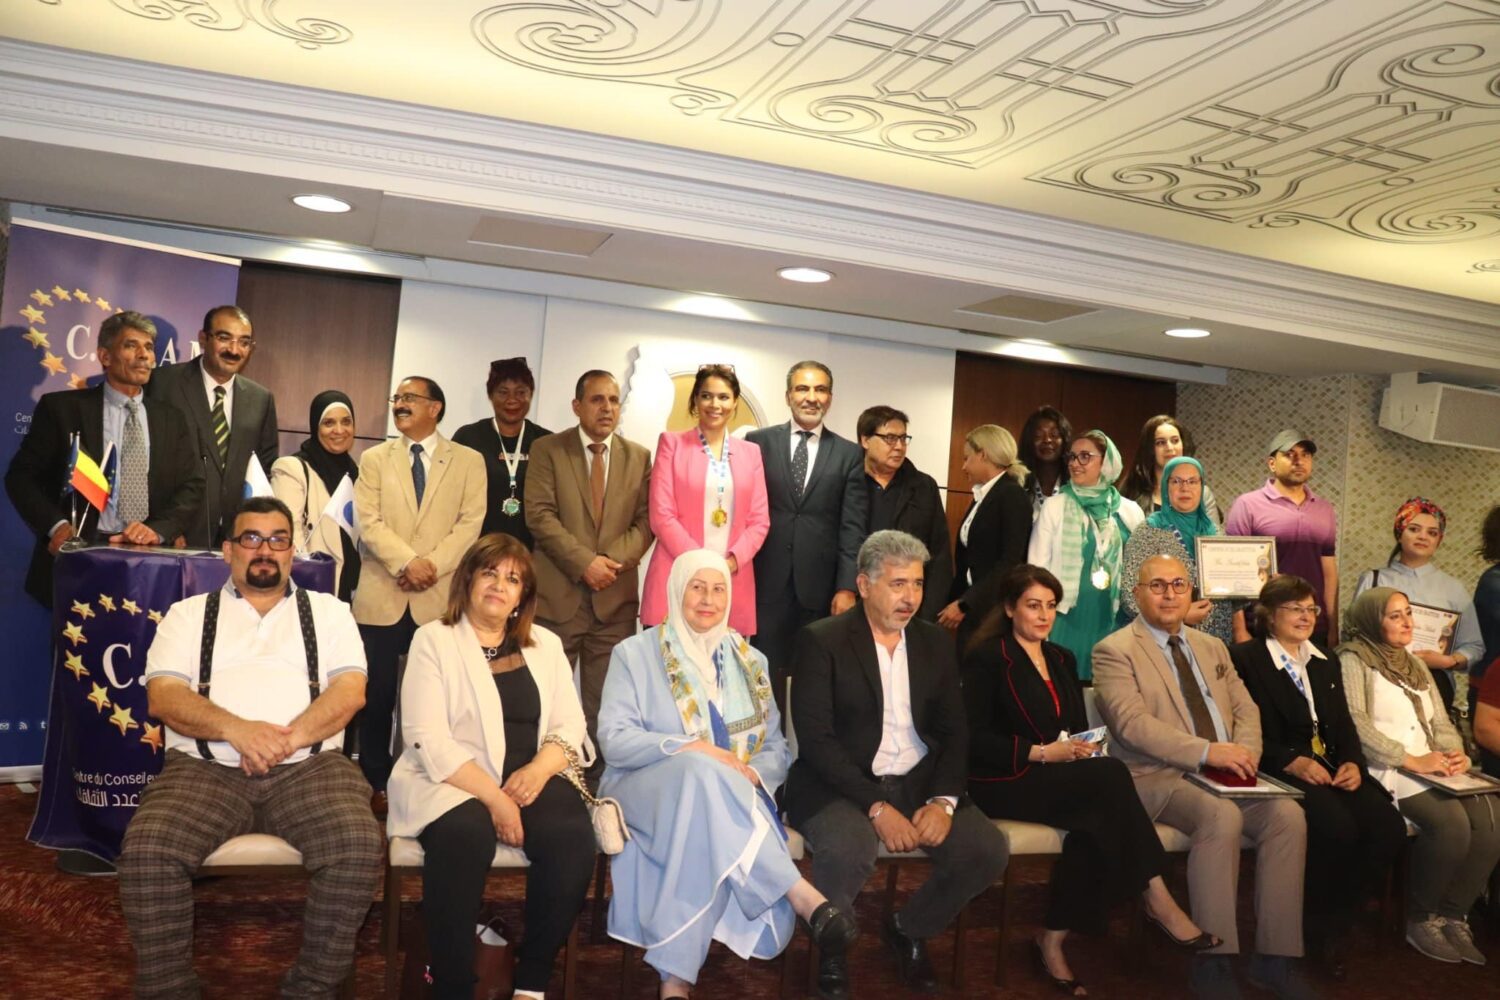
[[640, 428, 770, 635]]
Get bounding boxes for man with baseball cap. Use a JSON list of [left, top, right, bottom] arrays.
[[1225, 430, 1339, 647]]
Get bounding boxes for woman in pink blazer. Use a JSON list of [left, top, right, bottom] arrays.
[[642, 365, 770, 635]]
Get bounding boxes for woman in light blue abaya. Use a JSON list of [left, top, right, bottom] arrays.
[[598, 549, 857, 999]]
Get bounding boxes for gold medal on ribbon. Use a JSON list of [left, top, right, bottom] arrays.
[[712, 506, 728, 528], [1090, 566, 1110, 590], [1311, 731, 1326, 758]]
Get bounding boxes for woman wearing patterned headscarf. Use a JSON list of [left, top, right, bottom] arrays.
[[1338, 587, 1500, 966], [598, 549, 855, 999], [1117, 456, 1233, 643], [1027, 430, 1145, 681], [1352, 497, 1483, 715]]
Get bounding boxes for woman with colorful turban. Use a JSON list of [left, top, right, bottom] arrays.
[[1352, 497, 1483, 715], [1027, 430, 1144, 681]]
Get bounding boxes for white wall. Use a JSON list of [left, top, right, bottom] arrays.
[[391, 283, 957, 471]]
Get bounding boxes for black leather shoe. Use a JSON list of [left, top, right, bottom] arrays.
[[882, 912, 938, 992], [816, 952, 849, 1000]]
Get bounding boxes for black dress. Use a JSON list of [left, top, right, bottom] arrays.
[[450, 417, 551, 548], [964, 632, 1165, 932]]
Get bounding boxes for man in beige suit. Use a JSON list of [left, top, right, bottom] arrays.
[[354, 376, 485, 794], [525, 370, 652, 767], [1094, 555, 1314, 1000]]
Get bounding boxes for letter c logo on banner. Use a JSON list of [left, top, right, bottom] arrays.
[[101, 643, 136, 689], [66, 324, 94, 361]]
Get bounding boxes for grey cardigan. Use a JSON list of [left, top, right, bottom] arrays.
[[1338, 649, 1464, 768]]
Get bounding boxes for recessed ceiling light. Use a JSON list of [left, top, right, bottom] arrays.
[[1164, 327, 1211, 339], [292, 194, 352, 214], [777, 266, 833, 283]]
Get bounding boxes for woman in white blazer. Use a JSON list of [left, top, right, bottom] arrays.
[[387, 534, 595, 1000], [270, 390, 362, 602]]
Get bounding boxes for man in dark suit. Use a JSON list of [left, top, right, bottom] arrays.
[[858, 405, 952, 621], [786, 530, 1009, 997], [146, 305, 278, 547], [748, 361, 868, 706], [6, 311, 204, 605], [525, 370, 653, 765]]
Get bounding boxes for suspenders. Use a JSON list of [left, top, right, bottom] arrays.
[[196, 587, 322, 761]]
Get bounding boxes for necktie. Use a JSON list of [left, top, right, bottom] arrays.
[[117, 400, 149, 525], [791, 430, 811, 502], [410, 443, 426, 507], [1168, 635, 1217, 740], [210, 385, 229, 466], [588, 442, 606, 524]]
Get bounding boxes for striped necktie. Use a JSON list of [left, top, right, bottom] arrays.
[[210, 385, 229, 465]]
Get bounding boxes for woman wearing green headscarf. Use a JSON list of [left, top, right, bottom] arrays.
[[1117, 456, 1233, 642], [1339, 587, 1500, 966], [1027, 430, 1144, 681]]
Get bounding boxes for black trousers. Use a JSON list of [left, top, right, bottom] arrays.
[[418, 782, 595, 997], [754, 584, 823, 715], [357, 610, 418, 792], [969, 756, 1165, 933], [1279, 770, 1407, 939]]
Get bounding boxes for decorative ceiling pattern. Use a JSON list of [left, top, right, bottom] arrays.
[[472, 0, 1292, 165], [38, 0, 353, 49], [6, 0, 1500, 302], [1036, 2, 1500, 244]]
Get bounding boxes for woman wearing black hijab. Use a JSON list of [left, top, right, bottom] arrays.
[[270, 389, 363, 602]]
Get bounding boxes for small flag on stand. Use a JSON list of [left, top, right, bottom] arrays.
[[242, 452, 273, 499], [69, 440, 112, 511], [322, 474, 359, 543]]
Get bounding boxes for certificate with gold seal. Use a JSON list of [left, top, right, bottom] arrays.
[[1194, 536, 1277, 600], [1406, 602, 1460, 656]]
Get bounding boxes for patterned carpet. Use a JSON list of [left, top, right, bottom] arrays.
[[0, 783, 1495, 999]]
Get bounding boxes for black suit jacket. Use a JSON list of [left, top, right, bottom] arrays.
[[867, 459, 953, 622], [5, 385, 204, 605], [784, 608, 968, 825], [1229, 638, 1367, 778], [950, 475, 1032, 610], [963, 633, 1087, 780], [450, 417, 551, 549], [748, 423, 868, 610], [146, 357, 278, 547]]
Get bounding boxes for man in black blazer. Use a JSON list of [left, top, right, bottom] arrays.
[[748, 362, 868, 703], [787, 530, 1009, 997], [6, 311, 204, 605], [146, 305, 279, 547], [858, 405, 952, 621], [1229, 575, 1406, 979]]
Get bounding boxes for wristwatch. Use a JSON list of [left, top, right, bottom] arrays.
[[926, 797, 956, 816]]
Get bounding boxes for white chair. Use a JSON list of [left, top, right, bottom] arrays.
[[382, 835, 581, 1000], [199, 834, 357, 999]]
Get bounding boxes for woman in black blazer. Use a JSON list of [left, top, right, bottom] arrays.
[[941, 424, 1033, 653], [1229, 574, 1407, 980], [965, 565, 1214, 995]]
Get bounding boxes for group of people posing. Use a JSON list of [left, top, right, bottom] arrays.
[[8, 308, 1500, 999]]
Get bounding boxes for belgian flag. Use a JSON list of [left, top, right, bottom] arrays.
[[69, 440, 112, 512]]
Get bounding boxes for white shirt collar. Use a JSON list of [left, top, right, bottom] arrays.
[[578, 426, 613, 452], [200, 362, 234, 397], [401, 430, 441, 450], [791, 421, 823, 442], [1266, 635, 1325, 671], [971, 471, 1004, 504]]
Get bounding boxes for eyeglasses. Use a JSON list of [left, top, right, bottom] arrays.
[[230, 531, 292, 551], [1276, 603, 1321, 619], [1065, 451, 1099, 465], [1167, 477, 1202, 488], [1145, 578, 1190, 595], [871, 433, 912, 447], [390, 393, 436, 405], [698, 363, 736, 373], [210, 331, 255, 350]]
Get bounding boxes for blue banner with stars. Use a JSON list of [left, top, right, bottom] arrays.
[[29, 545, 333, 861], [1, 219, 239, 767]]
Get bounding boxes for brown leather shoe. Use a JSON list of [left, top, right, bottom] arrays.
[[371, 790, 388, 818]]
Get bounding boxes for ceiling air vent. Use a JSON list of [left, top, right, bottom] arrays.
[[956, 294, 1097, 324], [468, 215, 612, 257]]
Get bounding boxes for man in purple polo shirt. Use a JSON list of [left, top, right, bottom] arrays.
[[1226, 430, 1339, 647]]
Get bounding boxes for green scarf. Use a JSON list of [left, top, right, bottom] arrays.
[[1057, 431, 1128, 613], [1147, 456, 1217, 551]]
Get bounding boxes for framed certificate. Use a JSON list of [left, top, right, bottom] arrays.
[[1406, 602, 1459, 655], [1398, 769, 1500, 798], [1194, 536, 1277, 600], [1186, 770, 1305, 799]]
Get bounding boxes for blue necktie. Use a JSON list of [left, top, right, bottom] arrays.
[[410, 443, 426, 507]]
